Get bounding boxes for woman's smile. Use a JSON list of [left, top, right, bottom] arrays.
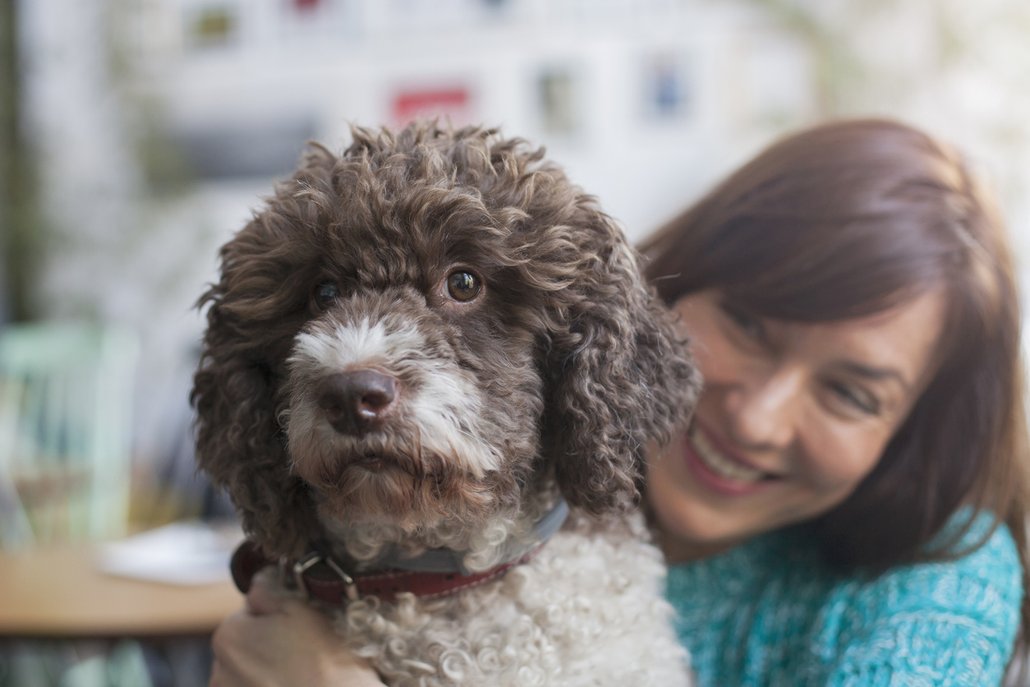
[[683, 421, 778, 495]]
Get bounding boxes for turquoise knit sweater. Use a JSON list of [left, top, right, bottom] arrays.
[[666, 512, 1023, 686]]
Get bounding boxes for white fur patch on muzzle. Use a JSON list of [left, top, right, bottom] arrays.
[[286, 317, 502, 478]]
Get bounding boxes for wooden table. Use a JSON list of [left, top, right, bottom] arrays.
[[0, 544, 244, 638]]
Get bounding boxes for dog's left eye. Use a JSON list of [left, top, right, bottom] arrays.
[[446, 271, 482, 302], [314, 281, 340, 307]]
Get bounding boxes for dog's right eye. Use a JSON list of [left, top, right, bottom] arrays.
[[314, 281, 340, 308], [446, 271, 483, 302]]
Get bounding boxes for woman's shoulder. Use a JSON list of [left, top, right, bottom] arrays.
[[819, 513, 1022, 684], [667, 511, 1024, 686], [840, 510, 1021, 619], [667, 508, 1021, 602]]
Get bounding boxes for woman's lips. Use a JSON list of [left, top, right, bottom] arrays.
[[682, 422, 779, 497]]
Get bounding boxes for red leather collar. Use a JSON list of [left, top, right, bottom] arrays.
[[230, 539, 538, 605]]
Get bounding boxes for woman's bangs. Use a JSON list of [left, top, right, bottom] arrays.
[[708, 217, 945, 322]]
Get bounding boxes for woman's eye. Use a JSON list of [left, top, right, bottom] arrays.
[[314, 281, 340, 307], [828, 381, 881, 416], [445, 270, 483, 302], [722, 302, 765, 342]]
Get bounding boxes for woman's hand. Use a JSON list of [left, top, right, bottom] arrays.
[[209, 568, 385, 687]]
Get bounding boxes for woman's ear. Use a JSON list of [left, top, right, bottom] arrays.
[[541, 207, 701, 513]]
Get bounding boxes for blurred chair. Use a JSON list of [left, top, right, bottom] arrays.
[[0, 321, 149, 687], [0, 322, 138, 548]]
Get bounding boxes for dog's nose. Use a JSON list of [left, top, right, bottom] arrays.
[[316, 370, 397, 435]]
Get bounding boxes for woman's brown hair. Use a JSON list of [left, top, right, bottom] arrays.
[[640, 118, 1030, 665]]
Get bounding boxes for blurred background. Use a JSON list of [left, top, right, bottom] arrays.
[[6, 0, 1030, 517], [2, 0, 1030, 684]]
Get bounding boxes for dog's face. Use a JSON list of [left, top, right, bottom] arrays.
[[193, 123, 698, 558], [283, 217, 549, 532]]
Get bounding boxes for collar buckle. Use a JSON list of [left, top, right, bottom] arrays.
[[291, 551, 359, 602]]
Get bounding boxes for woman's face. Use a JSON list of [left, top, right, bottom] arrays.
[[648, 288, 946, 560]]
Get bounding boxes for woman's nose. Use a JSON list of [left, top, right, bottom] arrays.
[[723, 366, 803, 449]]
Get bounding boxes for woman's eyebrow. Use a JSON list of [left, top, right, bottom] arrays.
[[837, 361, 912, 392]]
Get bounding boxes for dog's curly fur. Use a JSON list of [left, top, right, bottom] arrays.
[[193, 122, 699, 685]]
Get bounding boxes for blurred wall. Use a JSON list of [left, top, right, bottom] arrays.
[[10, 0, 1030, 471]]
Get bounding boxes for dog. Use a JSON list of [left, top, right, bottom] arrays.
[[192, 122, 699, 686]]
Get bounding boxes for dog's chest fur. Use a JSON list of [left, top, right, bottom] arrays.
[[322, 511, 692, 686]]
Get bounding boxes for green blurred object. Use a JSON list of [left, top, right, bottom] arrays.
[[0, 321, 148, 687], [0, 322, 139, 548]]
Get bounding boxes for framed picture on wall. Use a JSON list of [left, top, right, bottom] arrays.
[[536, 66, 582, 137], [185, 2, 240, 50], [277, 0, 360, 42], [640, 50, 693, 123]]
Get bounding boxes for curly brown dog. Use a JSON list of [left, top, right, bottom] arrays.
[[193, 122, 698, 686]]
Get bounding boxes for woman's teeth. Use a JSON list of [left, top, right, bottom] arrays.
[[690, 426, 766, 483]]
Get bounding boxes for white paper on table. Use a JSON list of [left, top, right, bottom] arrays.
[[96, 520, 243, 586]]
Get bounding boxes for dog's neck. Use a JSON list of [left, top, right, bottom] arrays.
[[318, 487, 564, 574]]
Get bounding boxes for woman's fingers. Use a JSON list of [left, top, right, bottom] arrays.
[[210, 609, 278, 687], [245, 567, 286, 615], [209, 574, 386, 686]]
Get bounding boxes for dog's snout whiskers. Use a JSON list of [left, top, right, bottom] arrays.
[[317, 369, 398, 436]]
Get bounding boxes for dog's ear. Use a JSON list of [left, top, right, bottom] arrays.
[[192, 347, 318, 559], [191, 148, 336, 560], [540, 205, 701, 513]]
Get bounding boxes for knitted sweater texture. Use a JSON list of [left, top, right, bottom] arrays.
[[666, 513, 1023, 686]]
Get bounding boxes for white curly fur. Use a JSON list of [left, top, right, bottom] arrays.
[[272, 511, 693, 686]]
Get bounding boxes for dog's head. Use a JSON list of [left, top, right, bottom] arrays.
[[192, 123, 699, 558]]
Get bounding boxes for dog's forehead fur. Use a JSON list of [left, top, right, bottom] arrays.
[[220, 124, 617, 377], [291, 125, 590, 301]]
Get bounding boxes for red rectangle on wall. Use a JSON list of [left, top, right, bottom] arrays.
[[391, 87, 473, 127]]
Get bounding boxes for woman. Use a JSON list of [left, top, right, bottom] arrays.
[[642, 118, 1028, 685], [209, 119, 1030, 686]]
